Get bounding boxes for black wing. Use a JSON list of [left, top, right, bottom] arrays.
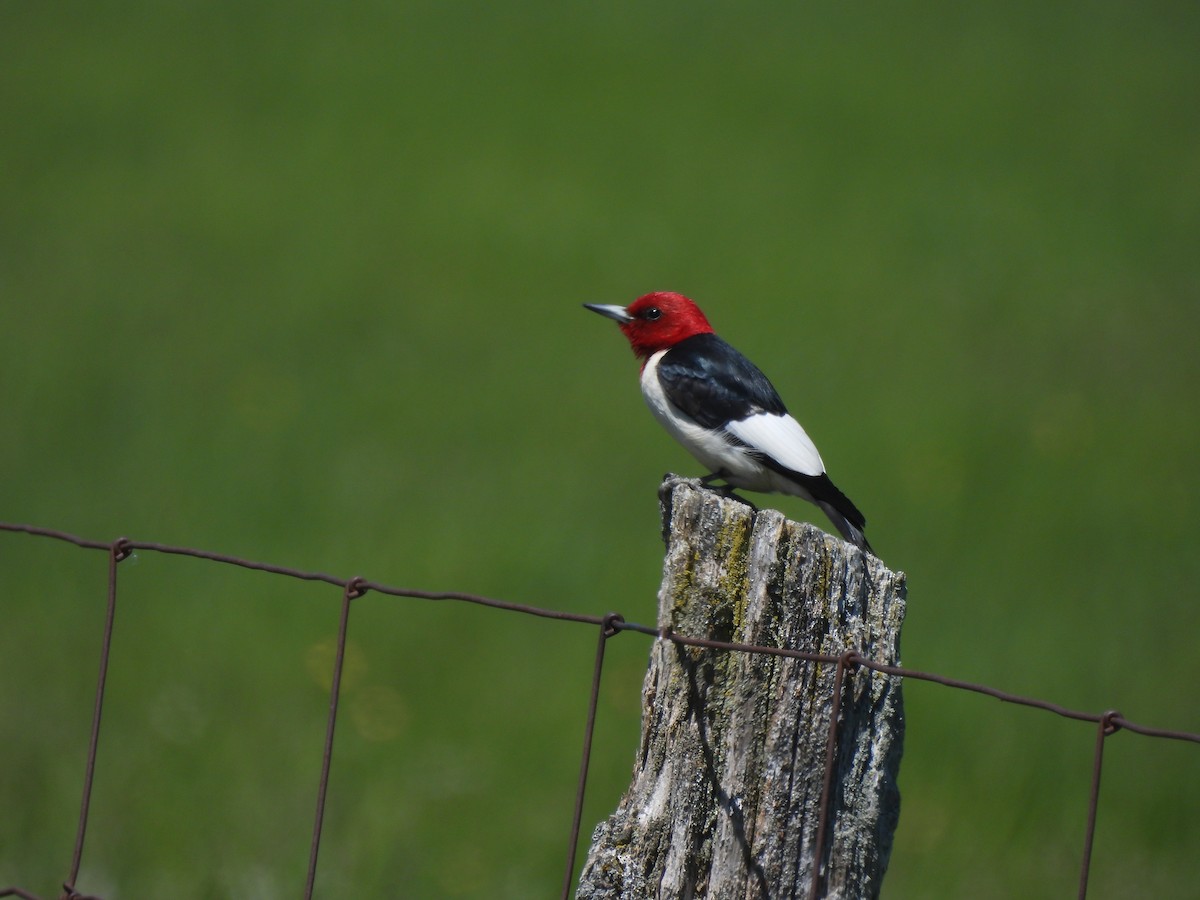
[[655, 333, 787, 429]]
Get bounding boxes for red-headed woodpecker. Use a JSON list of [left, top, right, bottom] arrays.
[[585, 291, 872, 553]]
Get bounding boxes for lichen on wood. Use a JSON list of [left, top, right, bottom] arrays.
[[577, 475, 906, 900]]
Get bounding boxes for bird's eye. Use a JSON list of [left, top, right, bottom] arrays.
[[643, 307, 663, 321]]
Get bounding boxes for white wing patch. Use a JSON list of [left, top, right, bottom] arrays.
[[725, 413, 825, 477]]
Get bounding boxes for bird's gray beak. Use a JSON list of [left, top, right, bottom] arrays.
[[583, 303, 634, 324]]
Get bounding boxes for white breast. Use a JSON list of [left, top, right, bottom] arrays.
[[639, 351, 763, 486]]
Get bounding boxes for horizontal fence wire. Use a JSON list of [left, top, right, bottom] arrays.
[[1, 521, 1198, 900]]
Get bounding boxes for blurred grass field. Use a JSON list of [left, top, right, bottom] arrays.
[[2, 2, 1198, 897]]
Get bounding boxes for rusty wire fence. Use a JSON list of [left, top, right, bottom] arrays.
[[1, 521, 1198, 900]]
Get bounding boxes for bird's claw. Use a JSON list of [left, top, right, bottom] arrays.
[[698, 473, 758, 512]]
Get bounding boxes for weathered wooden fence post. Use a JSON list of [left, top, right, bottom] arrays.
[[577, 476, 906, 900]]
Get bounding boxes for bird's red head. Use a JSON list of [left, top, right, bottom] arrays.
[[585, 291, 715, 359]]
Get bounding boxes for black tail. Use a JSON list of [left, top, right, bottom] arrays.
[[776, 466, 873, 554], [816, 499, 873, 554]]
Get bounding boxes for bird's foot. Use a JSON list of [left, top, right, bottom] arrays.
[[698, 473, 758, 511]]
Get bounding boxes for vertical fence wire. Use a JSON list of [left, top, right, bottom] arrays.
[[1077, 710, 1122, 900], [807, 649, 860, 900], [303, 577, 365, 900], [61, 539, 131, 898], [560, 613, 624, 900]]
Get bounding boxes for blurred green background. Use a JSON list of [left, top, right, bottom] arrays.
[[2, 1, 1197, 897]]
